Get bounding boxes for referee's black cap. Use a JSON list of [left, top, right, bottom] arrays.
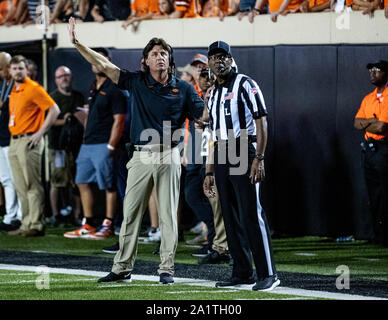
[[208, 41, 232, 57], [366, 60, 388, 73]]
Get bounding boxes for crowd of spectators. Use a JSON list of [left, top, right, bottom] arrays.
[[0, 0, 386, 28]]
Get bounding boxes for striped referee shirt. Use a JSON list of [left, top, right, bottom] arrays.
[[207, 71, 267, 141]]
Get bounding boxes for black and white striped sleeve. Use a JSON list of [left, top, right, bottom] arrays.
[[240, 78, 267, 119]]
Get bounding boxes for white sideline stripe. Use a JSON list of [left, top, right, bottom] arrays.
[[0, 278, 97, 285], [0, 273, 36, 276], [99, 284, 161, 288], [0, 264, 386, 301], [237, 297, 313, 300], [167, 290, 240, 294]]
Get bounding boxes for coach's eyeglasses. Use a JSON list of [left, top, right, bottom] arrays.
[[209, 53, 230, 62]]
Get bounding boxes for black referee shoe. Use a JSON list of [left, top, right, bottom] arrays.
[[159, 273, 174, 285], [215, 276, 255, 287], [102, 242, 119, 254], [97, 272, 132, 283], [198, 250, 231, 264], [252, 275, 280, 292]]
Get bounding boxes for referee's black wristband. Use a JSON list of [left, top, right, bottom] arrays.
[[205, 172, 214, 177]]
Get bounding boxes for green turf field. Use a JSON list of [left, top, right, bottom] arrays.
[[1, 223, 388, 301], [0, 269, 306, 300], [1, 225, 388, 281]]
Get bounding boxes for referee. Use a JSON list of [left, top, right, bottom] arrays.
[[203, 41, 279, 291]]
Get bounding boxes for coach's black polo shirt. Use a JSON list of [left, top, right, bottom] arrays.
[[117, 70, 204, 145], [84, 77, 126, 144]]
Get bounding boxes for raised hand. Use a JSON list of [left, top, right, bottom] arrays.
[[68, 17, 78, 44]]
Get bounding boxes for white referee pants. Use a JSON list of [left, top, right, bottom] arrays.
[[0, 146, 22, 224]]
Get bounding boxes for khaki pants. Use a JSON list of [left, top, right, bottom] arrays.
[[112, 146, 181, 275], [8, 136, 45, 232], [48, 149, 75, 188], [208, 184, 228, 254]]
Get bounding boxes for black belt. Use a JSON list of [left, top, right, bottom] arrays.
[[12, 132, 34, 139]]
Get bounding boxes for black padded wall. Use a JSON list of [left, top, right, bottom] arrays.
[[272, 46, 338, 236]]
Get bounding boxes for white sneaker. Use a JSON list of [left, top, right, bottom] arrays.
[[190, 222, 204, 234], [142, 228, 161, 243]]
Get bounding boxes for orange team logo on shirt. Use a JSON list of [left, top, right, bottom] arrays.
[[100, 91, 107, 95], [172, 88, 179, 93]]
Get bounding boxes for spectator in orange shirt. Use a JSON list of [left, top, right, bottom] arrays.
[[0, 0, 18, 25], [154, 0, 175, 17], [275, 0, 331, 13], [7, 55, 60, 237], [122, 0, 175, 31], [173, 0, 201, 17], [2, 0, 28, 26], [200, 0, 232, 20], [354, 60, 388, 246], [122, 0, 159, 29], [348, 0, 386, 18], [306, 0, 331, 11], [249, 0, 304, 22], [385, 0, 388, 18]]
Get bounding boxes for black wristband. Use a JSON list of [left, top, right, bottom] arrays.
[[205, 172, 214, 176], [255, 153, 265, 161]]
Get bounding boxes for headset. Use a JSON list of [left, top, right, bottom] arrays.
[[168, 44, 176, 75]]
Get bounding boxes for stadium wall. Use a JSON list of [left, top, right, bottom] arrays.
[[1, 12, 388, 238]]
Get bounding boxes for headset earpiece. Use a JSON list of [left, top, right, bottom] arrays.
[[168, 45, 174, 65]]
